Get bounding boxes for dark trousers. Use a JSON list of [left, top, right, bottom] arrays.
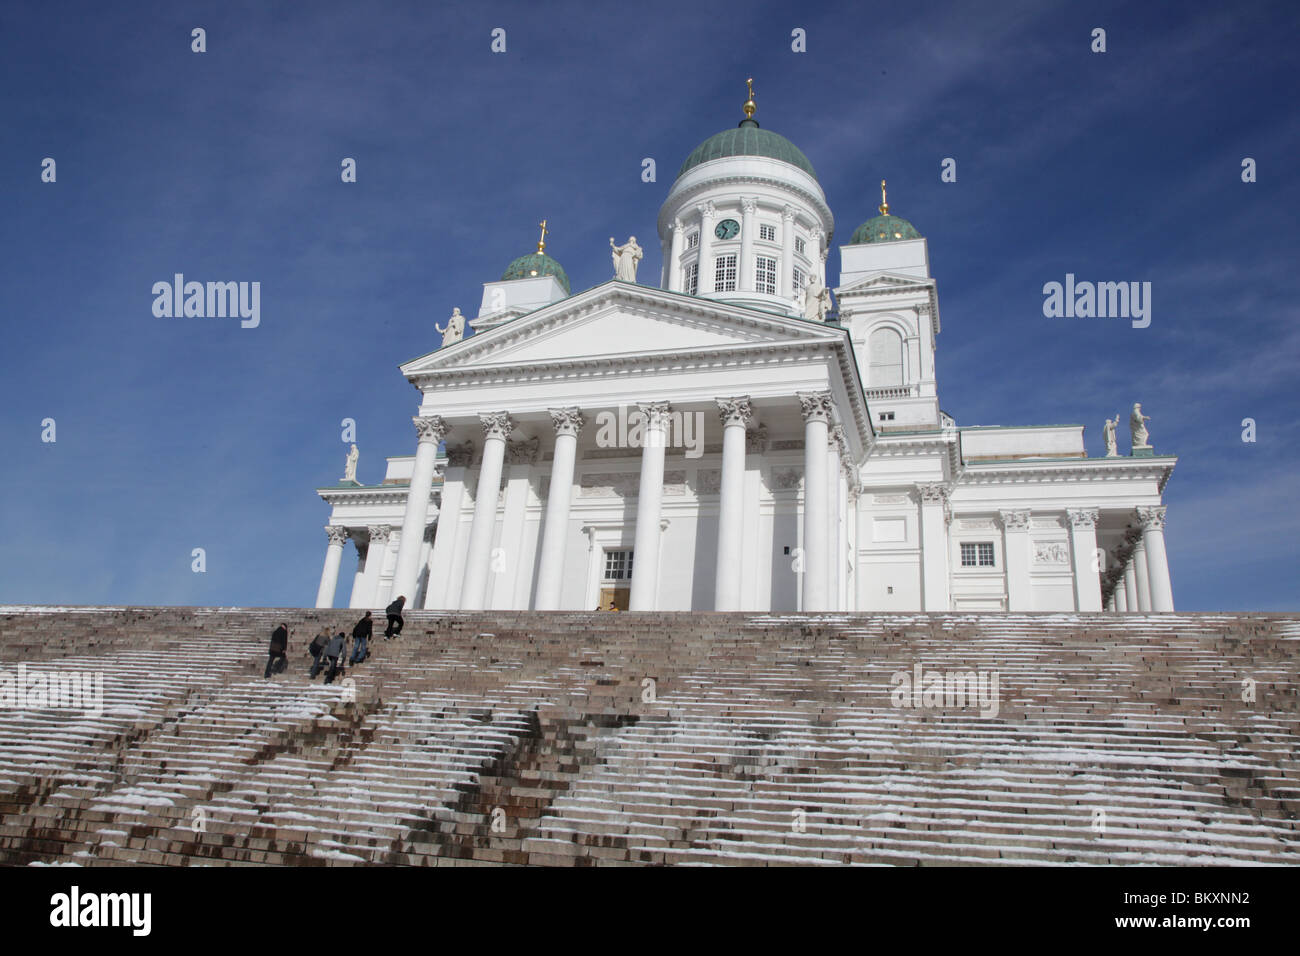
[[384, 614, 403, 638], [350, 636, 369, 664], [264, 651, 286, 678], [323, 655, 343, 684]]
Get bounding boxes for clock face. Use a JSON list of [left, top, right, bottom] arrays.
[[714, 218, 740, 240]]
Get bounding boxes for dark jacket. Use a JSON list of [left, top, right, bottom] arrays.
[[386, 597, 405, 617], [309, 633, 329, 654], [352, 617, 373, 640], [324, 633, 346, 658], [269, 625, 288, 653]]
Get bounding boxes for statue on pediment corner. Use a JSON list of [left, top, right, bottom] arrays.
[[610, 236, 642, 282], [436, 308, 466, 347]]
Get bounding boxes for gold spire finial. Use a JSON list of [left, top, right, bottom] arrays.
[[537, 219, 549, 254], [879, 179, 889, 215], [743, 77, 756, 120]]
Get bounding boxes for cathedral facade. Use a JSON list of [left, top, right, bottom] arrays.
[[315, 93, 1176, 615]]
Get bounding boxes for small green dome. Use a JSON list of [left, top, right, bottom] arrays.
[[501, 252, 570, 293], [677, 119, 818, 181], [849, 213, 922, 245]]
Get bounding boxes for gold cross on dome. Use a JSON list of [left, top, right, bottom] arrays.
[[537, 219, 549, 253], [879, 179, 889, 215]]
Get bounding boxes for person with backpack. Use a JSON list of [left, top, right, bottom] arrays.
[[322, 631, 347, 684], [350, 611, 373, 665], [264, 623, 289, 678], [307, 630, 330, 677], [384, 596, 405, 640]]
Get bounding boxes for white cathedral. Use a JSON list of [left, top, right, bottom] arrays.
[[314, 88, 1177, 615]]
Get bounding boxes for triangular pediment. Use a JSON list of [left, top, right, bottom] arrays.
[[402, 282, 844, 375], [835, 271, 935, 296]]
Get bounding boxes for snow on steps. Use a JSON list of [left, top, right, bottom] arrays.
[[0, 607, 1296, 866]]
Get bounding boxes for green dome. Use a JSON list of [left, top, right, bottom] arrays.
[[501, 252, 570, 293], [849, 213, 922, 245], [677, 119, 818, 181]]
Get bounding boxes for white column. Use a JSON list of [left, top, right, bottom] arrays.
[[414, 528, 435, 607], [374, 529, 401, 608], [1000, 510, 1032, 611], [919, 485, 951, 611], [1123, 553, 1139, 612], [1114, 577, 1128, 612], [493, 441, 535, 609], [535, 408, 584, 610], [424, 442, 472, 609], [799, 391, 832, 612], [1066, 508, 1103, 611], [814, 230, 828, 288], [738, 197, 756, 292], [1131, 531, 1152, 612], [391, 415, 448, 604], [697, 202, 716, 295], [356, 525, 390, 608], [1106, 592, 1116, 612], [667, 219, 684, 293], [628, 403, 671, 610], [838, 466, 850, 609], [347, 538, 368, 609], [1137, 506, 1174, 612], [461, 412, 513, 610], [740, 429, 764, 610], [714, 397, 753, 610], [780, 206, 796, 301], [827, 427, 844, 610], [315, 526, 349, 608]]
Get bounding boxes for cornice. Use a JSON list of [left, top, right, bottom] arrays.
[[316, 484, 443, 507], [957, 456, 1177, 491], [658, 172, 834, 239]]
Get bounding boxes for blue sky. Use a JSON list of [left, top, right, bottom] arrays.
[[1, 0, 1296, 610]]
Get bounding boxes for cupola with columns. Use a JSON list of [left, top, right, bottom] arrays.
[[657, 80, 835, 315]]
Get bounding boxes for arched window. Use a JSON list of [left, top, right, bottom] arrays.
[[868, 327, 904, 387]]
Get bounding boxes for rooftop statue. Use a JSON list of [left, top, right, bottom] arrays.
[[1103, 415, 1119, 457], [802, 272, 830, 323], [1130, 402, 1152, 450], [436, 307, 465, 346], [610, 236, 642, 282], [342, 443, 359, 483]]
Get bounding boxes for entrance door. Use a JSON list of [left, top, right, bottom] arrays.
[[599, 548, 634, 610], [599, 586, 631, 611]]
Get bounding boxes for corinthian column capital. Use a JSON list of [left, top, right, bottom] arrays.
[[548, 407, 586, 438], [1066, 507, 1099, 530], [446, 441, 475, 468], [325, 525, 350, 546], [716, 396, 754, 429], [413, 415, 449, 445], [797, 390, 834, 424], [1136, 505, 1167, 531], [636, 401, 674, 432], [479, 411, 515, 442], [917, 482, 947, 504], [1000, 509, 1031, 532]]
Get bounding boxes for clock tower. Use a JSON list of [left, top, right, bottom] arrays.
[[657, 82, 834, 316]]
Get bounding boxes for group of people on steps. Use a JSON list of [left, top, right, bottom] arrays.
[[262, 596, 406, 681]]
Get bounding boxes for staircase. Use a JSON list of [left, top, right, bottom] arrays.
[[1, 607, 1296, 866]]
